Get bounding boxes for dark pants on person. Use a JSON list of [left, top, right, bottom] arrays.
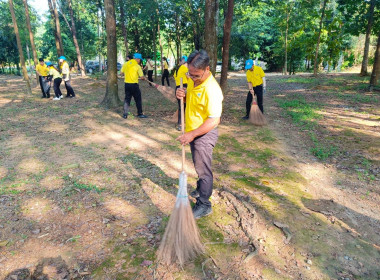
[[148, 70, 153, 86], [190, 128, 218, 207], [64, 79, 75, 97], [176, 84, 187, 124], [53, 78, 63, 98], [162, 69, 170, 86], [124, 83, 143, 115], [39, 76, 50, 97], [246, 84, 264, 116]]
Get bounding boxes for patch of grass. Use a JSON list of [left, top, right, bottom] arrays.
[[284, 77, 316, 84], [309, 132, 337, 160], [0, 184, 22, 195], [337, 93, 378, 104], [62, 175, 103, 195], [256, 128, 276, 143]]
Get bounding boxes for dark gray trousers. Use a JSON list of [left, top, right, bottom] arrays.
[[190, 128, 218, 207]]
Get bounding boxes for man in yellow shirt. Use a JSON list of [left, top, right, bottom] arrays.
[[36, 58, 50, 98], [161, 57, 170, 86], [120, 53, 147, 119], [59, 56, 76, 98], [176, 50, 223, 219], [243, 59, 266, 119]]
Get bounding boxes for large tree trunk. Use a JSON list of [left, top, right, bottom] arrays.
[[157, 10, 163, 71], [68, 0, 85, 76], [102, 0, 121, 108], [119, 0, 129, 57], [22, 0, 39, 86], [152, 20, 157, 79], [204, 0, 219, 75], [48, 0, 63, 57], [284, 5, 289, 75], [360, 0, 376, 76], [313, 0, 328, 76], [52, 0, 64, 55], [369, 32, 380, 91], [220, 0, 234, 92], [9, 0, 32, 94], [175, 13, 181, 65]]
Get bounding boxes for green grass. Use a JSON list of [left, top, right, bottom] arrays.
[[62, 175, 103, 195], [284, 77, 316, 84], [309, 132, 338, 160]]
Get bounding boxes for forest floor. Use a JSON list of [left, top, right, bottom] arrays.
[[0, 71, 379, 280]]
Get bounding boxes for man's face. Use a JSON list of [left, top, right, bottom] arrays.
[[249, 65, 254, 71], [39, 61, 44, 65], [187, 64, 209, 84]]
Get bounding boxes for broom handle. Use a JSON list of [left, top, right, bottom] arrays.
[[180, 78, 185, 172]]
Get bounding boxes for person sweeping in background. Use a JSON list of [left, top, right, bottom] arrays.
[[242, 59, 266, 119], [120, 53, 148, 119], [46, 62, 63, 100], [36, 58, 50, 98], [173, 55, 188, 131], [59, 56, 76, 98], [144, 56, 154, 86], [161, 57, 170, 86], [176, 49, 223, 219]]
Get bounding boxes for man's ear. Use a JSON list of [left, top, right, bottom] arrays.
[[206, 66, 210, 72]]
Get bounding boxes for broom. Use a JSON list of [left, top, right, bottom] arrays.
[[144, 79, 179, 122], [157, 78, 204, 266], [249, 92, 266, 126]]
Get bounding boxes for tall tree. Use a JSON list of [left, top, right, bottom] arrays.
[[360, 0, 376, 76], [220, 0, 234, 92], [48, 0, 63, 56], [102, 0, 121, 108], [9, 0, 31, 94], [313, 0, 328, 75], [119, 0, 129, 57], [68, 0, 85, 76], [204, 0, 219, 75], [22, 0, 38, 85], [369, 32, 380, 91]]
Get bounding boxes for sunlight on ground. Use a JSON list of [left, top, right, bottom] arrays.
[[103, 197, 148, 226], [0, 98, 22, 106], [17, 158, 46, 175], [41, 123, 69, 133], [22, 197, 56, 222], [0, 166, 7, 179], [321, 110, 380, 127], [39, 175, 65, 190], [141, 178, 176, 215]]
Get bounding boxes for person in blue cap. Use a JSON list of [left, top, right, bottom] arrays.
[[119, 53, 148, 119], [173, 55, 189, 130], [59, 56, 76, 98], [242, 59, 266, 119], [46, 62, 63, 100]]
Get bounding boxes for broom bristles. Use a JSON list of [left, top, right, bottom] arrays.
[[157, 171, 204, 265], [249, 104, 266, 126]]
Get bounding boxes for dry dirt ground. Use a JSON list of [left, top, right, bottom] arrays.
[[0, 72, 379, 280]]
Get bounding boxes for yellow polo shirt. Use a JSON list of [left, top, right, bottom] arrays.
[[174, 65, 188, 86], [48, 67, 62, 80], [246, 66, 265, 87], [36, 64, 49, 76], [121, 59, 143, 83], [60, 61, 70, 75], [163, 61, 169, 70], [185, 74, 223, 132]]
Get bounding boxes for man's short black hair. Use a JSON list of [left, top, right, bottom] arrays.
[[39, 58, 44, 62], [127, 54, 133, 59], [187, 50, 209, 70]]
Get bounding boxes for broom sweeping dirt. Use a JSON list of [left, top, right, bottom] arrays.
[[249, 93, 266, 126], [157, 79, 204, 266], [144, 80, 178, 122]]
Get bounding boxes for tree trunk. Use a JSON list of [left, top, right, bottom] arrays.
[[102, 0, 121, 108], [369, 32, 380, 91], [284, 5, 289, 75], [313, 0, 328, 76], [22, 0, 39, 85], [9, 0, 32, 94], [152, 20, 157, 79], [360, 0, 376, 76], [175, 13, 181, 65], [220, 0, 234, 92], [68, 0, 85, 76], [52, 0, 64, 56], [204, 0, 219, 75], [157, 10, 163, 71], [48, 0, 62, 57], [119, 0, 129, 57]]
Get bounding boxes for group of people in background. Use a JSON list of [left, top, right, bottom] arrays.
[[36, 56, 76, 100]]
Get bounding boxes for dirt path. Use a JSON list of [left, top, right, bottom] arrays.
[[0, 73, 379, 280]]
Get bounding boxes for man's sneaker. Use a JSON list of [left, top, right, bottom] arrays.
[[177, 125, 182, 131], [137, 114, 148, 118], [242, 115, 249, 120], [190, 189, 200, 198], [53, 97, 60, 100], [122, 114, 128, 119], [192, 203, 212, 219], [60, 95, 64, 99]]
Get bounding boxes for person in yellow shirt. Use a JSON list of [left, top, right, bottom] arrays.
[[59, 56, 76, 98], [176, 50, 223, 219], [120, 53, 147, 119], [46, 62, 63, 100], [36, 58, 50, 98], [173, 55, 188, 131], [161, 57, 170, 86], [143, 56, 154, 86], [243, 59, 266, 119]]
